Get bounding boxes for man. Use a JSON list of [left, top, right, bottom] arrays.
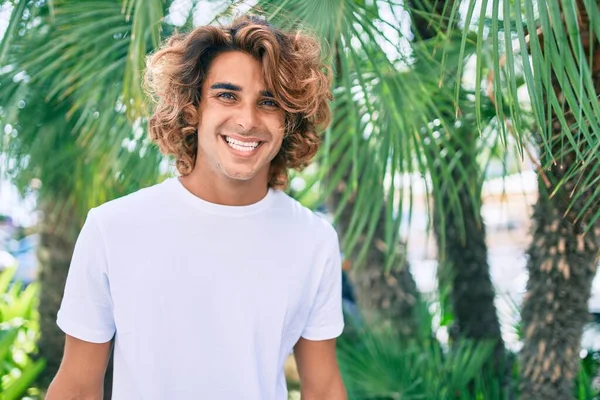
[[46, 15, 347, 400]]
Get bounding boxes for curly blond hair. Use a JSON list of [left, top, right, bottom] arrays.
[[144, 15, 332, 189]]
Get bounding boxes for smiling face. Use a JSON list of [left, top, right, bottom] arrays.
[[195, 51, 285, 186]]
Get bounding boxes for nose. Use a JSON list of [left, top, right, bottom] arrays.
[[235, 102, 259, 131]]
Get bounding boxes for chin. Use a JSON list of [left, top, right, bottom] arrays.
[[221, 168, 258, 182]]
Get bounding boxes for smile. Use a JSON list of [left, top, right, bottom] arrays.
[[222, 135, 262, 153]]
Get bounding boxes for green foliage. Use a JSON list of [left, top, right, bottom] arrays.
[[337, 298, 507, 400], [456, 0, 600, 228], [0, 0, 167, 225], [577, 347, 600, 400], [0, 267, 45, 400], [337, 301, 600, 400]]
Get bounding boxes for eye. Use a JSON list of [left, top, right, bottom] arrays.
[[217, 92, 236, 100], [261, 99, 279, 108]]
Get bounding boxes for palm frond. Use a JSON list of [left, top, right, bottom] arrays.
[[458, 0, 600, 225], [337, 308, 499, 399], [0, 0, 28, 65]]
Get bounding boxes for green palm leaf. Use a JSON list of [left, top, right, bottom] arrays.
[[458, 0, 600, 226]]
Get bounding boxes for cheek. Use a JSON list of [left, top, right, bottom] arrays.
[[197, 115, 223, 140], [269, 128, 285, 155], [268, 118, 285, 143], [198, 102, 229, 130]]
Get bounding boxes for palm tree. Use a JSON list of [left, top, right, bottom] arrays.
[[325, 141, 421, 338], [407, 0, 506, 378], [325, 28, 422, 337], [454, 0, 600, 397], [517, 1, 600, 397]]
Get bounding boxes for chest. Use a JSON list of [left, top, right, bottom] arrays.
[[108, 225, 319, 344]]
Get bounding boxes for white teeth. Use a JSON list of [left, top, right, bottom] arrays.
[[227, 142, 255, 152], [225, 136, 259, 149]]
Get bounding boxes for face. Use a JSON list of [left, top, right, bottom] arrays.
[[195, 51, 285, 185]]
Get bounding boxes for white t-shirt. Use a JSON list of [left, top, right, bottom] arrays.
[[56, 177, 344, 400]]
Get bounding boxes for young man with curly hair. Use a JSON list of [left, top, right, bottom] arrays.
[[46, 15, 346, 400]]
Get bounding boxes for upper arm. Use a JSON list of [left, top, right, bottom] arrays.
[[46, 334, 112, 399], [50, 209, 116, 399], [57, 209, 116, 343], [294, 337, 347, 399]]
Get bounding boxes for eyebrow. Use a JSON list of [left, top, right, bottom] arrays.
[[209, 82, 274, 98], [210, 82, 241, 91]]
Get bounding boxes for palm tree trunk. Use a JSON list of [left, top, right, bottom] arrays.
[[431, 129, 505, 359], [432, 107, 509, 397], [520, 176, 599, 398], [519, 2, 600, 396], [36, 201, 79, 387]]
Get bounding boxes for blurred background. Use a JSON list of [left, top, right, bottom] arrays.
[[1, 0, 600, 399]]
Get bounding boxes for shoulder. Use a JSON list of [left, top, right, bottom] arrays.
[[270, 190, 339, 245], [89, 178, 174, 227]]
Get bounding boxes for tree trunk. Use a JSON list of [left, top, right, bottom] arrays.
[[327, 180, 421, 338], [430, 139, 511, 396], [520, 2, 600, 397], [36, 201, 114, 398], [36, 201, 79, 387], [431, 128, 505, 358], [407, 0, 504, 354], [520, 3, 600, 394], [520, 176, 599, 398]]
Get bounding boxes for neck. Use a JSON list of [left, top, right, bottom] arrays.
[[178, 167, 270, 207]]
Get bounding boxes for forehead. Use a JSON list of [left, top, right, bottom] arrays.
[[204, 51, 267, 91]]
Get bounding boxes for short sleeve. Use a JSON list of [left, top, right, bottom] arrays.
[[301, 231, 345, 341], [56, 209, 116, 343]]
